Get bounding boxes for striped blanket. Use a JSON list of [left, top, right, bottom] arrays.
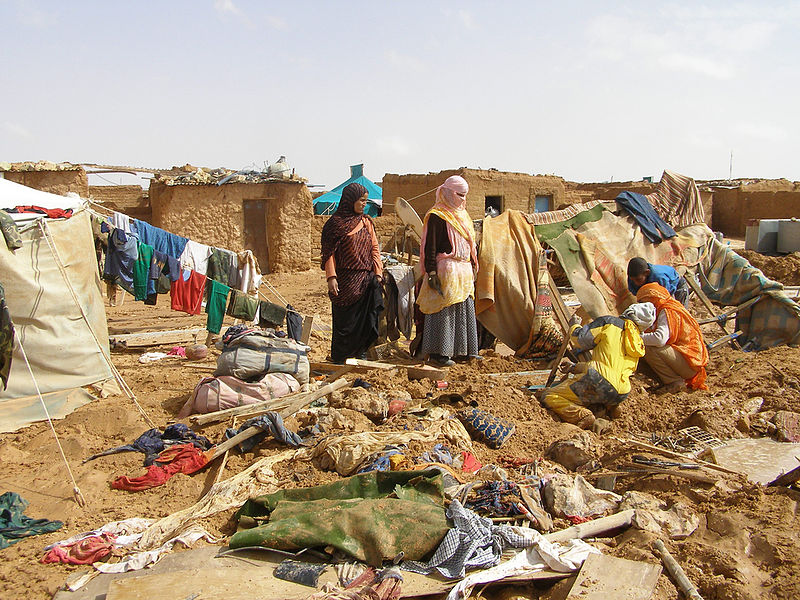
[[646, 170, 706, 229]]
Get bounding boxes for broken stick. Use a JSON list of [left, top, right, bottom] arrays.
[[655, 540, 704, 600], [190, 377, 350, 426], [545, 509, 634, 543], [614, 437, 739, 476]]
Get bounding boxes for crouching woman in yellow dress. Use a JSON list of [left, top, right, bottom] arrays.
[[541, 303, 655, 431]]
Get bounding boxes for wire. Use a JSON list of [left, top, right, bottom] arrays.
[[38, 220, 156, 429], [16, 337, 86, 508]]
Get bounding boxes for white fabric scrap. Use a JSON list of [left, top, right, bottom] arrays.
[[112, 211, 133, 234], [445, 529, 600, 600], [94, 525, 218, 574], [44, 517, 155, 551], [238, 249, 262, 293], [139, 352, 169, 363]]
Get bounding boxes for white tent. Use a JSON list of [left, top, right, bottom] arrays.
[[0, 178, 114, 432]]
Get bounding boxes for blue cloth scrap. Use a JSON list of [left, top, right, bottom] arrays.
[[225, 413, 303, 453], [358, 446, 405, 473], [83, 424, 212, 466], [616, 191, 677, 243], [419, 443, 453, 465], [103, 228, 137, 294], [133, 219, 188, 260]]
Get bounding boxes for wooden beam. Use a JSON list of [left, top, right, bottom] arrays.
[[655, 540, 705, 600], [109, 327, 206, 348], [696, 295, 762, 325], [189, 377, 351, 426], [684, 275, 741, 349], [613, 437, 740, 476], [300, 315, 314, 345]]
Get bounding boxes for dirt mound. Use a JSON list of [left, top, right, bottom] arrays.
[[737, 249, 800, 286]]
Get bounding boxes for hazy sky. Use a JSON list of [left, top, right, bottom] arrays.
[[1, 1, 798, 189]]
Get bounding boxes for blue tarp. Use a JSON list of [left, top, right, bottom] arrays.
[[313, 164, 382, 217]]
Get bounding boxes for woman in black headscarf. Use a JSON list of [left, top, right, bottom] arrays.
[[320, 183, 384, 363]]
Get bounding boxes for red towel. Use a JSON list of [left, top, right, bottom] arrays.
[[41, 533, 116, 565], [111, 444, 210, 491]]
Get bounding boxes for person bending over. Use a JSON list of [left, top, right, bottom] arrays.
[[540, 303, 655, 432], [627, 257, 690, 308]]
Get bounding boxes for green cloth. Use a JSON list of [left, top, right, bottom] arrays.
[[0, 210, 22, 251], [533, 204, 605, 243], [0, 283, 13, 391], [227, 290, 259, 321], [132, 243, 154, 301], [207, 248, 233, 286], [206, 280, 231, 334], [258, 300, 287, 328], [232, 470, 449, 566], [0, 491, 62, 549]]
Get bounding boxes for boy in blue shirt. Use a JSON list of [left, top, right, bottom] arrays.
[[627, 257, 690, 307]]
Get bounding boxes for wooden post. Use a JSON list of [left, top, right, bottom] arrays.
[[684, 274, 741, 349], [300, 315, 314, 345], [655, 540, 704, 600]]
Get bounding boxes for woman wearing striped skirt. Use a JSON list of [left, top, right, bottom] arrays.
[[417, 175, 480, 367], [321, 183, 384, 363]]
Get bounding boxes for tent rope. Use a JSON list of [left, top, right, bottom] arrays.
[[15, 337, 86, 508], [37, 220, 157, 429]]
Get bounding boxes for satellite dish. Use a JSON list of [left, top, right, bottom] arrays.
[[395, 196, 424, 239]]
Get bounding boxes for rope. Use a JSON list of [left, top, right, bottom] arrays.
[[15, 337, 86, 508], [404, 186, 439, 203], [37, 220, 157, 429]]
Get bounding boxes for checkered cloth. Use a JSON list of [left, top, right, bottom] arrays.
[[402, 500, 534, 580], [699, 237, 800, 348]]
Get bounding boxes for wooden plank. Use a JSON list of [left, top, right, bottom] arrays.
[[548, 277, 572, 334], [300, 315, 314, 345], [696, 295, 762, 325], [684, 275, 741, 349], [486, 370, 551, 379], [407, 364, 447, 381], [189, 377, 351, 426], [106, 565, 567, 600], [344, 358, 397, 370], [565, 553, 661, 600], [613, 437, 740, 475], [324, 364, 356, 383], [109, 327, 206, 348], [310, 360, 398, 374]]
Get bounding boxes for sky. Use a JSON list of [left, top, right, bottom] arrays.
[[1, 0, 799, 189]]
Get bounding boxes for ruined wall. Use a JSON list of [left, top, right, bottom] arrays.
[[88, 185, 151, 222], [150, 180, 312, 273], [382, 169, 566, 220], [563, 181, 657, 207], [711, 180, 800, 237], [4, 169, 89, 197]]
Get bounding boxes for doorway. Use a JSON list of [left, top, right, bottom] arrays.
[[243, 199, 269, 274]]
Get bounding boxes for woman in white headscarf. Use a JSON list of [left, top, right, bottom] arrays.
[[416, 175, 479, 367]]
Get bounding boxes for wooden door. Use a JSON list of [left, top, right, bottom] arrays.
[[243, 199, 269, 274]]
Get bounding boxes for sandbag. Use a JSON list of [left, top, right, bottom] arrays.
[[215, 333, 310, 384], [177, 373, 300, 418]]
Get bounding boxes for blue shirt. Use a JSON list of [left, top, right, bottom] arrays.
[[628, 263, 681, 296]]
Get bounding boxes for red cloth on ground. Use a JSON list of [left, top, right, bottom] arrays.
[[41, 533, 116, 565], [170, 270, 206, 315], [461, 451, 482, 473], [111, 444, 210, 491], [167, 346, 186, 357]]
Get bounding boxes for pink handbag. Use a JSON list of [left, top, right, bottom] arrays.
[[177, 373, 300, 418]]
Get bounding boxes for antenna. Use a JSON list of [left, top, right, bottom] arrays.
[[729, 150, 733, 181]]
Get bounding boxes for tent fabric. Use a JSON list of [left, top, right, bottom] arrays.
[[313, 164, 382, 217], [547, 208, 709, 318], [698, 238, 800, 348], [0, 178, 83, 223], [0, 209, 113, 418], [645, 170, 706, 229], [475, 210, 563, 355]]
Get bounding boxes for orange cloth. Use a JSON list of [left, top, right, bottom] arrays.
[[637, 282, 709, 389], [324, 218, 382, 280]]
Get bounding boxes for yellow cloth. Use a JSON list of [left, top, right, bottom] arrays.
[[542, 381, 593, 425], [417, 209, 476, 315], [576, 319, 645, 395]]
